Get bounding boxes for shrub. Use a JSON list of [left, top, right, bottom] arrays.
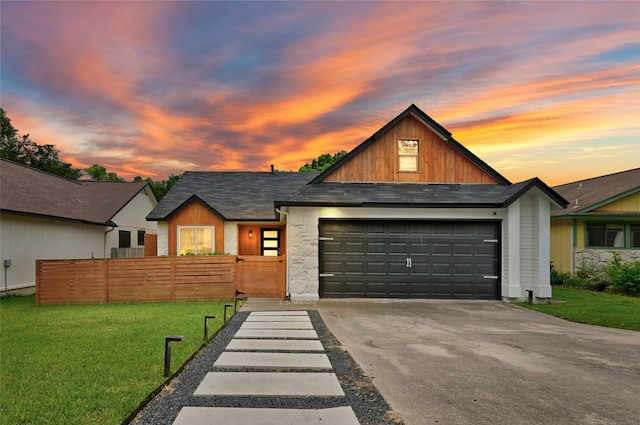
[[605, 255, 640, 296], [550, 268, 571, 286], [575, 259, 608, 292]]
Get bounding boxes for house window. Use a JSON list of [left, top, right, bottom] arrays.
[[178, 226, 214, 255], [631, 225, 640, 248], [398, 139, 419, 172], [261, 229, 280, 256], [138, 230, 145, 246], [119, 230, 131, 248], [586, 223, 635, 248]]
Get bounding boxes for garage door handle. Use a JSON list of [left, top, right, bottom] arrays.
[[319, 273, 334, 277], [483, 275, 499, 279]]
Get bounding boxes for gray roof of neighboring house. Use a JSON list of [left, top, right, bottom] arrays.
[[0, 159, 154, 226], [276, 178, 567, 210], [146, 171, 321, 221], [551, 168, 640, 218]]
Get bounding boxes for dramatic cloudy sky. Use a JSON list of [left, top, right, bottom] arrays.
[[2, 1, 638, 185]]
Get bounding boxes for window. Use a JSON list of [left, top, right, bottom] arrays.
[[178, 226, 214, 255], [119, 230, 131, 248], [586, 223, 638, 248], [261, 229, 280, 256], [138, 230, 145, 246], [631, 225, 640, 248], [398, 139, 419, 172]]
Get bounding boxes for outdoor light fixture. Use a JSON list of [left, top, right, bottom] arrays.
[[249, 230, 253, 239]]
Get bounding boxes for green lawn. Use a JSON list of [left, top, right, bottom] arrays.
[[0, 296, 230, 425], [521, 286, 640, 331]]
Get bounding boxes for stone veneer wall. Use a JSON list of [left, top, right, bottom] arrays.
[[574, 249, 640, 271], [287, 207, 321, 301]]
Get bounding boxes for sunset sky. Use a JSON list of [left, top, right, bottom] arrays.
[[1, 1, 638, 186]]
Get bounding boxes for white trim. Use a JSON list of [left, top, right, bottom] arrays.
[[177, 225, 215, 255]]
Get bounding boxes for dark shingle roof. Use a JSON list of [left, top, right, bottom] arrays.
[[276, 178, 568, 209], [1, 159, 153, 225], [146, 171, 320, 221], [551, 168, 640, 217]]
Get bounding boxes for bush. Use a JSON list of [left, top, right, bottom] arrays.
[[575, 260, 608, 292], [605, 255, 640, 296], [551, 268, 571, 286]]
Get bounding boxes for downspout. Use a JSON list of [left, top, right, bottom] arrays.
[[104, 223, 116, 258], [275, 208, 290, 299]]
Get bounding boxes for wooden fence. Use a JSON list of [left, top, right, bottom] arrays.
[[36, 255, 285, 305]]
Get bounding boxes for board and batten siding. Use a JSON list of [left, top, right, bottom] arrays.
[[322, 114, 500, 184], [550, 219, 573, 273], [0, 213, 106, 291], [593, 191, 640, 212]]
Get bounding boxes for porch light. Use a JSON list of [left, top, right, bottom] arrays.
[[249, 230, 253, 239]]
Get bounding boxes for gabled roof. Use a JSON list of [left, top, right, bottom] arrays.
[[310, 104, 511, 185], [276, 178, 567, 210], [551, 168, 640, 218], [0, 159, 154, 226], [146, 171, 320, 221]]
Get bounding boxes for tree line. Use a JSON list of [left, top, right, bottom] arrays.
[[1, 108, 346, 200]]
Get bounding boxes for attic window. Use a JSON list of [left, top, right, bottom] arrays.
[[398, 139, 419, 172]]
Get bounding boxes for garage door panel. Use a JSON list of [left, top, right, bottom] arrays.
[[320, 220, 499, 299]]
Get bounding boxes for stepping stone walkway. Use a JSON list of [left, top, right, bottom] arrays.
[[171, 310, 361, 425]]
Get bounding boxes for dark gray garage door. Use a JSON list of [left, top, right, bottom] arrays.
[[319, 220, 500, 299]]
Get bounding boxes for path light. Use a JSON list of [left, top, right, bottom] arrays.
[[224, 304, 233, 322], [204, 315, 216, 343], [164, 335, 184, 377], [235, 289, 245, 311]]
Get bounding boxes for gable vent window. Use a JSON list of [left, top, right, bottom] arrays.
[[398, 139, 419, 172]]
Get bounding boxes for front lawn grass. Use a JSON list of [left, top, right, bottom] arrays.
[[521, 286, 640, 331], [0, 295, 230, 425]]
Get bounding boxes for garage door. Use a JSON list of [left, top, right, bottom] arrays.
[[319, 220, 500, 299]]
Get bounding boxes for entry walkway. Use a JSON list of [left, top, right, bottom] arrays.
[[171, 302, 360, 425]]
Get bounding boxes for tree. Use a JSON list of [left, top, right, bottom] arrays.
[[298, 151, 347, 172], [86, 164, 124, 181], [133, 174, 180, 200], [1, 108, 82, 180]]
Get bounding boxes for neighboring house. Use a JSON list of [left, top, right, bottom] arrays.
[[550, 168, 640, 274], [147, 104, 568, 302], [0, 159, 158, 293]]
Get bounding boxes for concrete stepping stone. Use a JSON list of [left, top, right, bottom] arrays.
[[234, 329, 318, 339], [241, 321, 314, 330], [214, 352, 332, 370], [194, 372, 344, 397], [250, 311, 309, 316], [173, 406, 360, 425], [245, 315, 311, 322], [226, 339, 324, 352]]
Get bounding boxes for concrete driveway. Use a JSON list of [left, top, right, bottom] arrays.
[[316, 299, 640, 425]]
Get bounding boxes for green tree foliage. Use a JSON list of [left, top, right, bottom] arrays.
[[298, 151, 347, 172], [1, 108, 82, 180], [134, 174, 180, 200], [86, 163, 124, 181]]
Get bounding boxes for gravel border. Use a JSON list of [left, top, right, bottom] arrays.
[[130, 310, 404, 425]]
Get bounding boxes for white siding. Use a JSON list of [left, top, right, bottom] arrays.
[[0, 214, 106, 291], [224, 222, 238, 255], [106, 190, 158, 257]]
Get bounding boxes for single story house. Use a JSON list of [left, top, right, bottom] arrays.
[[0, 159, 158, 293], [147, 104, 568, 303], [550, 168, 640, 274]]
